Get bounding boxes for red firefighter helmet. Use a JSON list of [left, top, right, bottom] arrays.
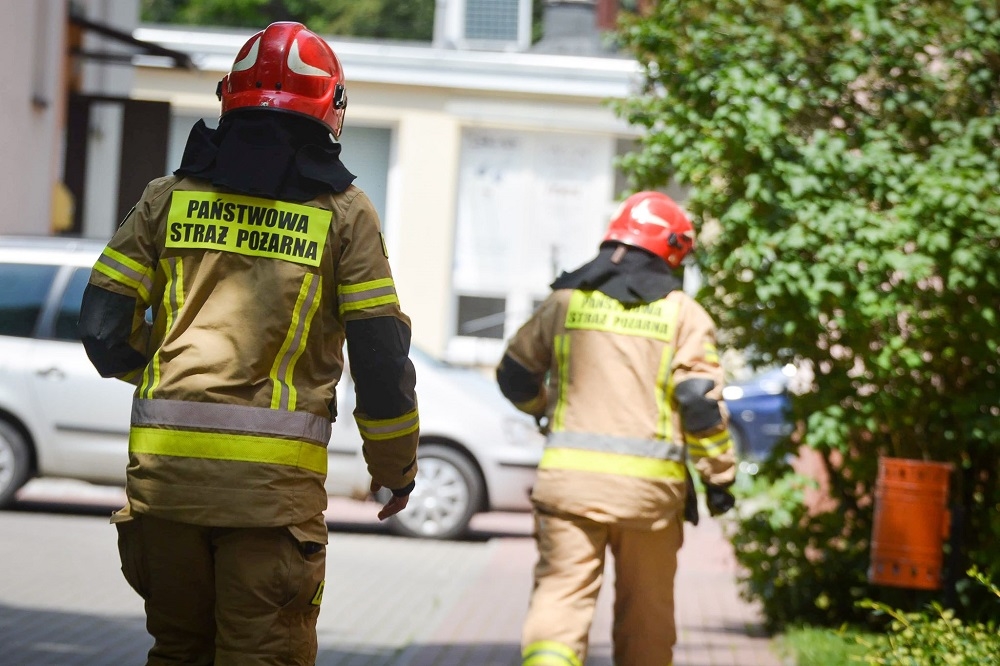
[[603, 191, 694, 269], [218, 22, 348, 138]]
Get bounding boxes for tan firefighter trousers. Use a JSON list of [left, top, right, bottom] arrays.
[[115, 513, 326, 666], [522, 509, 683, 666]]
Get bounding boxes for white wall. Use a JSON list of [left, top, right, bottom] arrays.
[[0, 1, 65, 235], [0, 0, 141, 238]]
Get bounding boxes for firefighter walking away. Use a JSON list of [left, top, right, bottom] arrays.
[[497, 191, 737, 666], [79, 22, 418, 666]]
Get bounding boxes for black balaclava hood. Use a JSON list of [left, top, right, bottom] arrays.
[[550, 243, 683, 305], [174, 110, 356, 202]]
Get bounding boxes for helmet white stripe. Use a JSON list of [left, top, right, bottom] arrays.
[[231, 36, 260, 72], [631, 199, 670, 228], [287, 38, 331, 77]]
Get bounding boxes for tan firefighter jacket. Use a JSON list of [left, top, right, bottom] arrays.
[[85, 175, 418, 529], [501, 288, 736, 530]]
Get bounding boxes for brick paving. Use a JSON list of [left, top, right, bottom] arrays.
[[1, 481, 783, 665]]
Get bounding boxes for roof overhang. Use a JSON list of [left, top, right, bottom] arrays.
[[133, 25, 639, 99], [71, 14, 196, 70]]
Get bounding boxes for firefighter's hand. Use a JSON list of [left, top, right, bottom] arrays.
[[706, 484, 736, 517], [371, 480, 412, 521]]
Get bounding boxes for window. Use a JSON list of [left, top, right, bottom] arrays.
[[465, 0, 522, 41], [0, 263, 58, 338], [53, 268, 90, 341], [455, 295, 507, 339]]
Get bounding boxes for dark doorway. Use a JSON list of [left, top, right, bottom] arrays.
[[63, 94, 171, 233]]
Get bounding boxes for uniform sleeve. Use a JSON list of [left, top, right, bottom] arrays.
[[671, 296, 737, 488], [337, 191, 418, 494], [80, 189, 161, 384], [495, 293, 562, 418]]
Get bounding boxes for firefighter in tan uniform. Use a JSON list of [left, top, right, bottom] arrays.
[[78, 23, 418, 666], [497, 191, 737, 666]]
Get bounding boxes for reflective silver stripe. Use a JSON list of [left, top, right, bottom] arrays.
[[132, 399, 332, 446], [547, 431, 685, 461], [339, 283, 396, 306], [95, 249, 154, 299]]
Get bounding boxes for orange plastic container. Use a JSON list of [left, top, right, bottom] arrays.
[[868, 457, 953, 590]]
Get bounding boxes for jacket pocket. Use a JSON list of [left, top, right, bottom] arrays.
[[115, 514, 150, 600]]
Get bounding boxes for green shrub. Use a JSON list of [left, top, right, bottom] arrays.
[[727, 464, 953, 633], [615, 0, 1000, 631], [857, 569, 1000, 665], [727, 470, 874, 632]]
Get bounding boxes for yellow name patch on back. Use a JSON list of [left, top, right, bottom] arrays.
[[565, 290, 678, 343], [166, 191, 332, 267]]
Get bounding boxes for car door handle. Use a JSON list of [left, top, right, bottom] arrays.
[[36, 367, 67, 380]]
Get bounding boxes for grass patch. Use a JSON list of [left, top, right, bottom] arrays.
[[776, 625, 873, 665]]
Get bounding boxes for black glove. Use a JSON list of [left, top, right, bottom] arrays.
[[683, 466, 699, 525], [706, 484, 736, 517], [392, 480, 416, 497]]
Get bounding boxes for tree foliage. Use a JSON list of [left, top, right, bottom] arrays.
[[140, 0, 437, 41], [614, 0, 1000, 627]]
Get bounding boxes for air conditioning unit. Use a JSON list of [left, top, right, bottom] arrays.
[[433, 0, 533, 52]]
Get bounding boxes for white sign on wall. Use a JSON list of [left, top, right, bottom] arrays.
[[453, 127, 614, 297], [449, 127, 614, 363]]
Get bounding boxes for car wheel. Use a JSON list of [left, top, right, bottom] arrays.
[[0, 420, 32, 508], [381, 444, 484, 540]]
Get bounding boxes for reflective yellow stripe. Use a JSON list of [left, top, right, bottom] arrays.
[[552, 334, 570, 430], [310, 580, 325, 606], [337, 277, 399, 316], [271, 274, 321, 410], [121, 367, 143, 385], [355, 409, 419, 441], [687, 429, 734, 458], [514, 393, 547, 416], [522, 641, 582, 666], [94, 248, 153, 302], [539, 447, 685, 480], [166, 191, 332, 268], [282, 277, 321, 411], [565, 290, 678, 343], [103, 246, 147, 276], [130, 427, 328, 474], [655, 346, 674, 441], [139, 361, 157, 399], [141, 258, 185, 399]]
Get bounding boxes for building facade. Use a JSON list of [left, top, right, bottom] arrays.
[[3, 1, 669, 366], [134, 15, 647, 364]]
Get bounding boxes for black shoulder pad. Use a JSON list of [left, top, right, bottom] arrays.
[[79, 284, 147, 377], [496, 354, 544, 403], [345, 317, 416, 419]]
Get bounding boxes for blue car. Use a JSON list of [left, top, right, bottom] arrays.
[[722, 366, 795, 474]]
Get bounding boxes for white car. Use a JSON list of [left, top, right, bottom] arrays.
[[0, 236, 543, 539]]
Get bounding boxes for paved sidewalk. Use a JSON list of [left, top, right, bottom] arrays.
[[2, 482, 782, 666], [324, 498, 782, 666]]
